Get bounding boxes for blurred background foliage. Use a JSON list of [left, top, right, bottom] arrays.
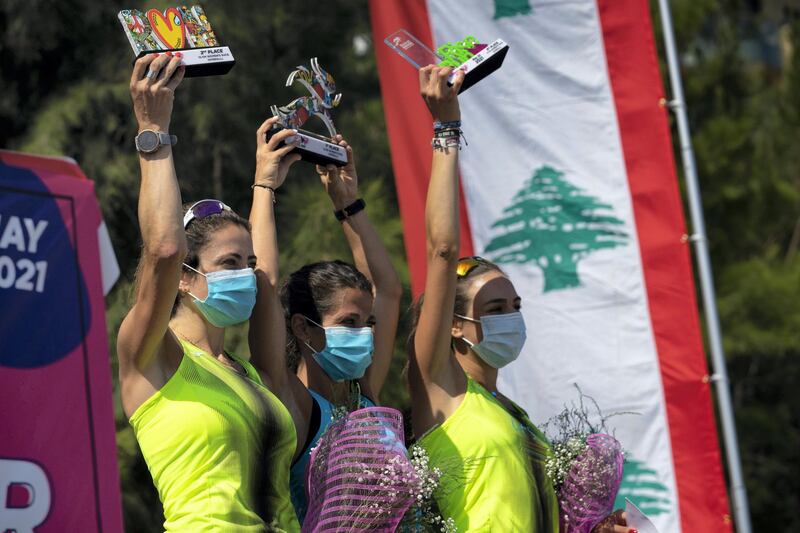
[[1, 0, 798, 530]]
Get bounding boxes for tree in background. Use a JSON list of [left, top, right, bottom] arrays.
[[484, 165, 628, 292], [654, 0, 800, 527], [1, 0, 798, 529]]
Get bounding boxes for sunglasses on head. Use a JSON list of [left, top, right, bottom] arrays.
[[183, 199, 232, 229], [456, 256, 492, 278]]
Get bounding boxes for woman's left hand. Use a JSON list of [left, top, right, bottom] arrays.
[[317, 135, 358, 211], [254, 116, 302, 189], [592, 510, 635, 533]]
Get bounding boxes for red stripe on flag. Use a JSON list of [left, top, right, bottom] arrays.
[[369, 0, 474, 296], [597, 1, 732, 530]]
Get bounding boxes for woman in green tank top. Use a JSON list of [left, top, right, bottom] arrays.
[[408, 67, 632, 533], [118, 57, 307, 531]]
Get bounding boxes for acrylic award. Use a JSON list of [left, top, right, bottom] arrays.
[[118, 5, 235, 77], [267, 58, 348, 167], [384, 29, 509, 92]]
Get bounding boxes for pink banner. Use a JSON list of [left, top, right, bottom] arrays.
[[0, 151, 123, 532]]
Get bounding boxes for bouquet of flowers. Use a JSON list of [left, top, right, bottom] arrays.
[[303, 405, 459, 533], [543, 390, 627, 533], [397, 444, 458, 533], [303, 407, 416, 532]]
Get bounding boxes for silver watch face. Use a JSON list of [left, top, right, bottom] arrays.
[[136, 130, 159, 152]]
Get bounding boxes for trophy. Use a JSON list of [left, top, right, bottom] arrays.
[[267, 58, 348, 167], [384, 29, 509, 92], [118, 5, 235, 77]]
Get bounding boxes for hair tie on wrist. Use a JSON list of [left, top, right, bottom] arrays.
[[251, 183, 277, 203]]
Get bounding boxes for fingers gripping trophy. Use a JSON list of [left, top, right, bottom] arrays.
[[267, 58, 348, 167]]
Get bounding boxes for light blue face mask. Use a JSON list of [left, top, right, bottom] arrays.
[[303, 317, 374, 382], [184, 264, 257, 327], [455, 311, 527, 369]]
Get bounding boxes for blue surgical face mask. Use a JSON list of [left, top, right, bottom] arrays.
[[455, 311, 527, 369], [303, 317, 374, 382], [184, 264, 257, 327]]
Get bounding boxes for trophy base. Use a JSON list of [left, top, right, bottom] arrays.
[[449, 39, 510, 93], [136, 46, 236, 78], [266, 125, 348, 167]]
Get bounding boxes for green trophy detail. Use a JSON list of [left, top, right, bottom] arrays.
[[613, 458, 673, 516], [437, 36, 480, 68], [484, 165, 628, 292], [494, 0, 532, 19]]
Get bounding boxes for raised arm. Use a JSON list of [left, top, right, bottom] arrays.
[[117, 54, 186, 414], [408, 67, 468, 431], [316, 139, 402, 399], [248, 117, 302, 396]]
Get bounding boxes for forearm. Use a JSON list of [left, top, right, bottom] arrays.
[[341, 211, 401, 297], [248, 187, 288, 386], [137, 147, 186, 256], [250, 187, 280, 286], [425, 149, 460, 259]]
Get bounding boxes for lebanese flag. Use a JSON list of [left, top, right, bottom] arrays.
[[369, 1, 732, 531]]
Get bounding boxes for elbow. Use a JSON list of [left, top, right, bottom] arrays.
[[385, 277, 403, 301], [255, 267, 280, 290], [144, 239, 187, 265], [427, 242, 460, 265]]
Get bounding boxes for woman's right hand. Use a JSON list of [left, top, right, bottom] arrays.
[[254, 116, 302, 189], [130, 53, 185, 133], [419, 65, 465, 122]]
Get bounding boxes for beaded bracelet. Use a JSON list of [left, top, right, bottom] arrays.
[[432, 135, 462, 152], [432, 127, 467, 151], [433, 119, 462, 131]]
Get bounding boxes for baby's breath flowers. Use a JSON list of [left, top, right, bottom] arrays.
[[541, 387, 632, 533], [398, 444, 457, 533]]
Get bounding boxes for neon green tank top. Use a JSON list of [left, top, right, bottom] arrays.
[[130, 339, 300, 532], [418, 378, 559, 532]]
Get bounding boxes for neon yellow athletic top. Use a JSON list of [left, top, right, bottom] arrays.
[[418, 377, 559, 532], [129, 339, 300, 532]]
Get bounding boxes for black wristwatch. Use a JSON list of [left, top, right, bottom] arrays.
[[334, 198, 366, 221], [135, 129, 178, 154]]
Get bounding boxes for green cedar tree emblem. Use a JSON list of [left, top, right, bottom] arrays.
[[613, 458, 673, 516], [494, 0, 532, 19], [484, 165, 628, 292]]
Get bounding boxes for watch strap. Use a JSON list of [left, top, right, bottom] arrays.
[[334, 198, 366, 221], [156, 132, 178, 146]]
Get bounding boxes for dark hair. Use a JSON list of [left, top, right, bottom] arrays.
[[409, 258, 505, 338], [280, 260, 373, 369], [170, 201, 251, 315]]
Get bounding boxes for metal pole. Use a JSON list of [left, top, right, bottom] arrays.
[[655, 1, 753, 532]]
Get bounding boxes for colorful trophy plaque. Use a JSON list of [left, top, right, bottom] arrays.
[[384, 29, 509, 92], [267, 58, 348, 167], [118, 5, 234, 77]]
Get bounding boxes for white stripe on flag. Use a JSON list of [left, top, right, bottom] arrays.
[[426, 1, 680, 530]]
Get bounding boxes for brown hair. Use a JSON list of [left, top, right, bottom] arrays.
[[131, 201, 251, 315], [408, 258, 505, 339], [280, 260, 373, 370]]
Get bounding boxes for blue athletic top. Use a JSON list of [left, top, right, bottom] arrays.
[[289, 388, 375, 524]]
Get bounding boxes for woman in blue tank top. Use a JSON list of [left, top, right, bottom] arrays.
[[250, 131, 402, 524]]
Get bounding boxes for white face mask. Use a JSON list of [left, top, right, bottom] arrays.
[[455, 311, 527, 368]]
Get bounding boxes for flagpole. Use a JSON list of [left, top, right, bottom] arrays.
[[654, 1, 753, 532]]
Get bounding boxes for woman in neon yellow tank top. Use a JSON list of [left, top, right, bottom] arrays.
[[118, 57, 306, 531], [408, 67, 631, 533]]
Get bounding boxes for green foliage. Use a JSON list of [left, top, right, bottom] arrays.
[[651, 1, 800, 528], [3, 0, 799, 530]]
